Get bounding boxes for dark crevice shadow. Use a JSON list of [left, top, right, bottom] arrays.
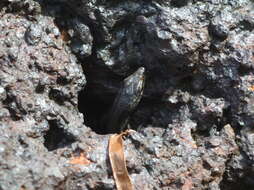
[[44, 120, 76, 151], [78, 87, 114, 134], [219, 151, 254, 190]]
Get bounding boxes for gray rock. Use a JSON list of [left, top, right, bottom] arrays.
[[25, 23, 43, 45]]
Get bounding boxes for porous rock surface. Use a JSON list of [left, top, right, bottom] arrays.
[[0, 0, 253, 189]]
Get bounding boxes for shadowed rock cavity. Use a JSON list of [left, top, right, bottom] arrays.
[[78, 87, 113, 134], [78, 66, 145, 134], [43, 120, 76, 151]]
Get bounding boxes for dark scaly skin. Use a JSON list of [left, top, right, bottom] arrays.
[[106, 67, 145, 133]]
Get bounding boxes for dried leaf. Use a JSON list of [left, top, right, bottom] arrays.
[[69, 153, 91, 165], [249, 85, 254, 91], [108, 131, 133, 190]]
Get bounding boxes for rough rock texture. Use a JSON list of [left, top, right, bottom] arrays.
[[0, 0, 254, 189]]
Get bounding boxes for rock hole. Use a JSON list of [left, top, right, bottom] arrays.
[[44, 120, 76, 151], [78, 85, 114, 135], [78, 64, 142, 134], [220, 165, 254, 190]]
